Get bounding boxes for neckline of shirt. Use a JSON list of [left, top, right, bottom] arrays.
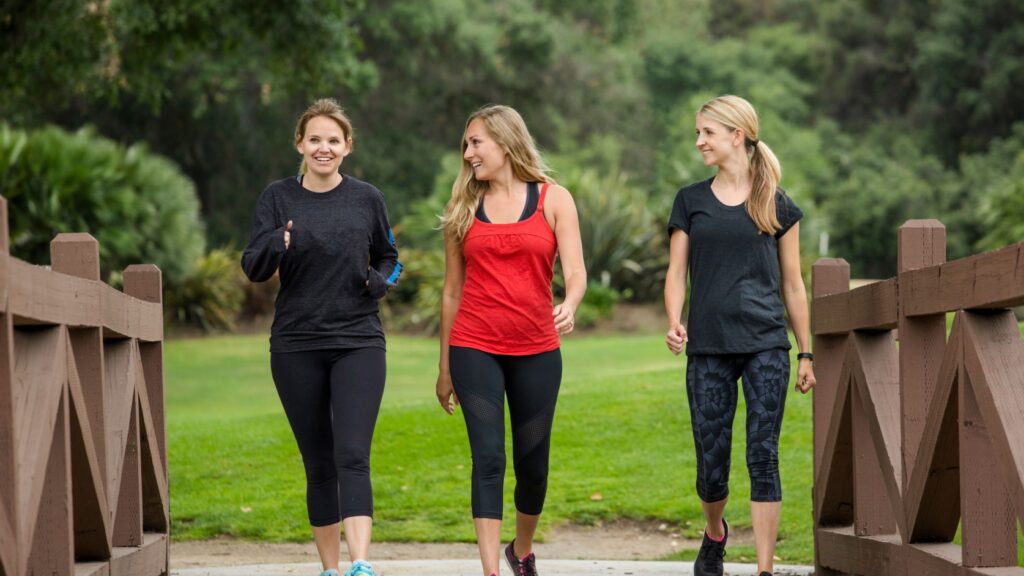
[[706, 177, 748, 210], [293, 173, 350, 197]]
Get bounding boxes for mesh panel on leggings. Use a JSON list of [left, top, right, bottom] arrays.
[[458, 387, 503, 424], [513, 397, 557, 459]]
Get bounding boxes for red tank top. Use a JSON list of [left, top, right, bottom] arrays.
[[450, 183, 560, 355]]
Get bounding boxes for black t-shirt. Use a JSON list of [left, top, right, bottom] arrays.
[[241, 174, 400, 353], [667, 177, 803, 356]]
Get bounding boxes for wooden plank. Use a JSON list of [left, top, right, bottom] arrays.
[[67, 331, 112, 559], [962, 310, 1024, 542], [9, 259, 101, 327], [137, 342, 165, 473], [850, 332, 903, 538], [101, 285, 163, 343], [25, 387, 73, 576], [816, 526, 907, 576], [903, 242, 1024, 316], [815, 342, 854, 526], [76, 561, 111, 576], [70, 329, 108, 503], [7, 259, 162, 341], [812, 258, 850, 507], [813, 278, 898, 335], [134, 344, 168, 532], [109, 533, 166, 576], [103, 340, 135, 523], [898, 220, 948, 503], [111, 397, 142, 547], [959, 361, 1017, 567], [0, 310, 15, 576], [13, 327, 65, 551], [905, 313, 962, 542]]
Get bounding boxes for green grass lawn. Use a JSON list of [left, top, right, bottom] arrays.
[[167, 332, 815, 563], [167, 326, 1024, 564]]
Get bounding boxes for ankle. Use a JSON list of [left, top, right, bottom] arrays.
[[705, 521, 726, 541]]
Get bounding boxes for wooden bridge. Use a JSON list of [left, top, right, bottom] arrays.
[[0, 196, 168, 576], [812, 220, 1024, 575]]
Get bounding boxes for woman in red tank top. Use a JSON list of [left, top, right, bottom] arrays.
[[436, 105, 586, 576]]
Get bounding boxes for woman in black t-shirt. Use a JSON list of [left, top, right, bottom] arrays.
[[663, 95, 816, 576]]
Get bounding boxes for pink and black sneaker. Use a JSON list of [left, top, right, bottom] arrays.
[[504, 539, 538, 576]]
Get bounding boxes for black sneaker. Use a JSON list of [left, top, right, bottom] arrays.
[[504, 539, 538, 576], [694, 518, 728, 576], [759, 572, 772, 576]]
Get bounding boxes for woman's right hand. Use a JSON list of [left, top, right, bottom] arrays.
[[436, 372, 459, 415], [283, 220, 294, 250], [666, 322, 688, 356]]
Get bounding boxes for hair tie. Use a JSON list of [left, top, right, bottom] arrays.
[[750, 138, 760, 147]]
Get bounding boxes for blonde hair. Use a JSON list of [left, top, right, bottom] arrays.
[[294, 98, 354, 175], [699, 95, 783, 235], [441, 105, 551, 244]]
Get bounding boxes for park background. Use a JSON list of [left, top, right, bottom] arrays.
[[2, 0, 1023, 566]]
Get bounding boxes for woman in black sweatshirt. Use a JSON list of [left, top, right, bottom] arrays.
[[241, 98, 400, 576]]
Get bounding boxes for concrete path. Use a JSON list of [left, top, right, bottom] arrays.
[[172, 559, 816, 576]]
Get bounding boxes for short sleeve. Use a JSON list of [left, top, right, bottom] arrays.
[[667, 187, 691, 236], [774, 191, 803, 239]]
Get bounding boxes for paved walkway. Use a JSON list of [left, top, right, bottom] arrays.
[[172, 560, 815, 576]]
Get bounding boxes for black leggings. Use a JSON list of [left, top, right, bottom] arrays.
[[449, 346, 562, 519], [685, 348, 789, 503], [270, 347, 386, 525]]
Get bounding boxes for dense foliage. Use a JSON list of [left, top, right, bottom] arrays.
[[3, 0, 1022, 310]]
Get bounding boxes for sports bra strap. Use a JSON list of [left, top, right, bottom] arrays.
[[537, 182, 550, 212]]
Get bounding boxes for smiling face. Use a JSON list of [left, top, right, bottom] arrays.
[[462, 118, 508, 181], [296, 115, 351, 178], [695, 113, 743, 167]]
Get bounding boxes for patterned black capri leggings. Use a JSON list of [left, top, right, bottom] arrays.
[[685, 348, 789, 503]]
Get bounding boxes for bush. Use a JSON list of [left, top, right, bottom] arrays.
[[554, 166, 667, 302], [0, 123, 205, 285], [574, 281, 621, 328], [164, 249, 246, 332]]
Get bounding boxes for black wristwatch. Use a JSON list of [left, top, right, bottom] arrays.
[[797, 352, 814, 361]]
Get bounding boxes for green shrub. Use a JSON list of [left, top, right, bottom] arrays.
[[165, 249, 246, 332], [574, 281, 621, 328], [555, 166, 667, 302], [0, 123, 205, 285]]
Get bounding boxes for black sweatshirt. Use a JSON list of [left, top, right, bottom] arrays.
[[241, 175, 401, 352]]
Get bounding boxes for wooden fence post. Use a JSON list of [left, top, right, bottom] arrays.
[[812, 258, 852, 575], [0, 197, 16, 576], [51, 234, 111, 559]]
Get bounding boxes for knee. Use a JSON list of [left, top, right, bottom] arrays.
[[473, 451, 506, 481], [334, 442, 371, 474], [302, 455, 336, 484]]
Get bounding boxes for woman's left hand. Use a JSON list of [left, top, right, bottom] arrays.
[[797, 358, 816, 393], [553, 302, 576, 335]]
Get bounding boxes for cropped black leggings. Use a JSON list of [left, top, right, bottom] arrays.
[[449, 346, 562, 520], [685, 348, 789, 503], [270, 347, 385, 526]]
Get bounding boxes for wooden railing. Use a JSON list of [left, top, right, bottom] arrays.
[[812, 220, 1024, 575], [0, 196, 168, 576]]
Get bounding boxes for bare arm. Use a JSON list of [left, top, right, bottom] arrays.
[[779, 223, 816, 393], [664, 229, 689, 355], [436, 230, 466, 414], [546, 185, 587, 334]]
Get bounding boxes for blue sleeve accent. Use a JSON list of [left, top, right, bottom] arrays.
[[388, 228, 395, 245], [386, 261, 403, 285]]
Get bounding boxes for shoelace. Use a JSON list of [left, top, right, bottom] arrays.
[[700, 544, 726, 570], [521, 554, 537, 576], [347, 562, 375, 576]]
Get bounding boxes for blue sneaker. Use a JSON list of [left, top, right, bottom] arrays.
[[343, 560, 376, 576], [319, 570, 340, 576]]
